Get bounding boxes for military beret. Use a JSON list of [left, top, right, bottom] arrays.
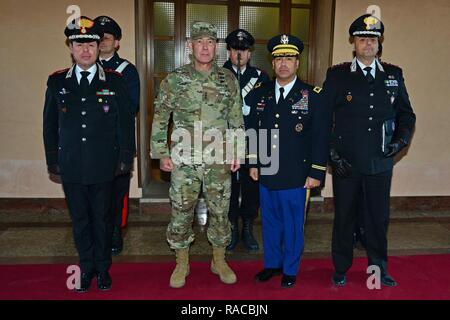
[[226, 29, 254, 50], [349, 14, 384, 38], [267, 34, 304, 57], [191, 21, 218, 40], [94, 15, 122, 40], [64, 16, 103, 43]]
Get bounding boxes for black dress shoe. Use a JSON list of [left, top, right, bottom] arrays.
[[76, 272, 96, 293], [381, 274, 397, 287], [255, 268, 282, 282], [97, 271, 112, 291], [281, 274, 296, 288], [332, 272, 347, 287]]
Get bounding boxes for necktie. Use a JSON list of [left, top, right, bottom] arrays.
[[278, 87, 285, 104], [364, 67, 375, 84], [80, 71, 90, 92]]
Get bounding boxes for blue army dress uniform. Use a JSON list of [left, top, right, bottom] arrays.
[[43, 17, 135, 292], [95, 15, 141, 255], [248, 35, 332, 287], [325, 14, 416, 286], [223, 29, 270, 252]]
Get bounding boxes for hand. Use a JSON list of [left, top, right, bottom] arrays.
[[116, 162, 132, 176], [47, 164, 60, 175], [384, 139, 407, 158], [231, 159, 240, 173], [329, 149, 352, 178], [160, 157, 174, 172], [249, 168, 259, 181], [304, 177, 321, 189]]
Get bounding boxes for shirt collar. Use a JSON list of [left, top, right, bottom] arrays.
[[100, 56, 113, 64], [232, 65, 247, 75], [275, 76, 297, 98], [75, 64, 97, 84], [357, 58, 376, 72]]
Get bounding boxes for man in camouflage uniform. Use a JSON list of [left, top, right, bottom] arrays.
[[150, 21, 244, 288]]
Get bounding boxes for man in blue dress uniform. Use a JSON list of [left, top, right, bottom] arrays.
[[43, 17, 135, 292], [324, 14, 416, 287], [248, 34, 332, 288], [94, 15, 140, 256]]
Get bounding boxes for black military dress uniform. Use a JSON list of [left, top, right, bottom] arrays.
[[223, 29, 270, 252], [324, 14, 416, 287], [43, 17, 135, 292], [95, 15, 140, 256]]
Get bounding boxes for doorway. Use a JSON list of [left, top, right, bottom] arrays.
[[135, 0, 335, 199]]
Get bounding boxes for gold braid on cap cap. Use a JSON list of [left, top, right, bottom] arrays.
[[272, 44, 300, 56]]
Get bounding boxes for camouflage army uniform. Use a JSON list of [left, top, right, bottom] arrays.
[[151, 62, 244, 250]]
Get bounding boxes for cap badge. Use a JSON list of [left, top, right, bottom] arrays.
[[79, 18, 94, 34], [99, 17, 111, 25], [237, 31, 245, 41], [281, 35, 289, 44], [295, 123, 303, 133], [364, 16, 379, 30]]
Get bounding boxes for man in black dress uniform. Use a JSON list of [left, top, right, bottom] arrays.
[[324, 14, 416, 287], [43, 16, 135, 292], [95, 15, 140, 256], [223, 29, 270, 252], [248, 34, 332, 288]]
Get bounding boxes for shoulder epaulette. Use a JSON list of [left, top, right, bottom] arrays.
[[380, 62, 402, 71], [104, 68, 123, 77], [330, 62, 351, 70], [50, 68, 69, 76]]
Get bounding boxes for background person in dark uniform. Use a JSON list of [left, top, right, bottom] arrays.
[[94, 15, 140, 256], [324, 14, 416, 287], [43, 17, 135, 292], [248, 35, 332, 288], [223, 29, 270, 252]]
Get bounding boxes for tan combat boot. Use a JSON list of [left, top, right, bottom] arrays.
[[170, 248, 190, 288], [211, 246, 237, 284]]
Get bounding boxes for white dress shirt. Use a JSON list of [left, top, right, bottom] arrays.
[[275, 76, 297, 103], [357, 59, 376, 79], [75, 64, 97, 85]]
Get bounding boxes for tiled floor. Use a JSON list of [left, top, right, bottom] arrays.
[[0, 207, 449, 265]]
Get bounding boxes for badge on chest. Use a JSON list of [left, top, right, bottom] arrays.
[[291, 90, 309, 114]]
